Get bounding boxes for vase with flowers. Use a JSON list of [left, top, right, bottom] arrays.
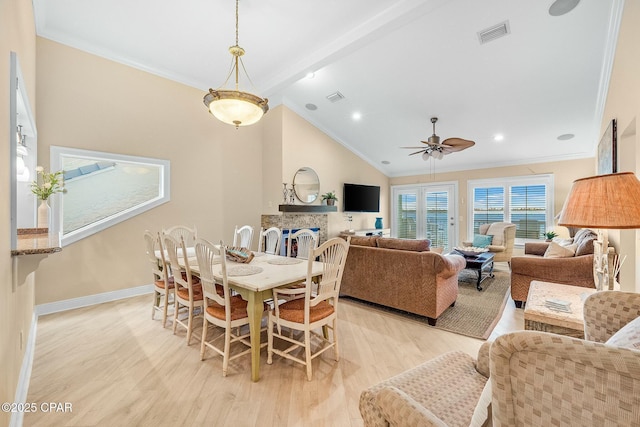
[[31, 166, 63, 229]]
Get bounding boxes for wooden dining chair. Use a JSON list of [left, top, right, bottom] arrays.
[[267, 237, 350, 380], [286, 228, 318, 260], [144, 230, 174, 328], [233, 225, 254, 250], [195, 238, 268, 376], [163, 234, 203, 345], [258, 227, 282, 255], [163, 225, 198, 248]]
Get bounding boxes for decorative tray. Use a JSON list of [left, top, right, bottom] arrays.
[[453, 247, 489, 257]]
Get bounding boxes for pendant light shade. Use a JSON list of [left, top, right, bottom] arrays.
[[203, 0, 268, 128], [204, 89, 268, 127]]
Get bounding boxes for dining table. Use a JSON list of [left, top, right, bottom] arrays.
[[180, 251, 324, 382]]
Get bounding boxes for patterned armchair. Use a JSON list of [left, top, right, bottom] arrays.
[[360, 291, 640, 427], [491, 291, 640, 427], [462, 222, 516, 265]]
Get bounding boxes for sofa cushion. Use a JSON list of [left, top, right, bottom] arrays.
[[376, 237, 430, 252], [473, 234, 493, 248], [349, 236, 379, 247], [606, 316, 640, 350], [543, 241, 575, 258]]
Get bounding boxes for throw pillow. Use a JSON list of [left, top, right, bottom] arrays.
[[543, 241, 575, 258], [376, 238, 430, 252], [473, 234, 493, 248], [606, 316, 640, 350], [485, 223, 506, 246], [575, 232, 597, 256], [552, 237, 574, 247]]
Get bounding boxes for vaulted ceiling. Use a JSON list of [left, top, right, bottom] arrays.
[[33, 0, 624, 177]]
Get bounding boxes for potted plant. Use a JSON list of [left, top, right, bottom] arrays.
[[543, 230, 558, 241], [321, 191, 338, 206]]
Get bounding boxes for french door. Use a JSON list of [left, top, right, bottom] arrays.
[[391, 182, 457, 252]]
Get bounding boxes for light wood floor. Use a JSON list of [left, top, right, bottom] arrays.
[[25, 270, 523, 427]]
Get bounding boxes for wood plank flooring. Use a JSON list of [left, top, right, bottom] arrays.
[[24, 269, 523, 426]]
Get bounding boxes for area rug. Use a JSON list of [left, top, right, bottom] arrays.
[[433, 270, 510, 339]]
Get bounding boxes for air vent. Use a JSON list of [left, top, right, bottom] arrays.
[[477, 21, 510, 44], [326, 91, 345, 103]]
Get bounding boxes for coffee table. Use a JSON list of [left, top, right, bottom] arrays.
[[524, 281, 597, 338], [454, 251, 494, 291]]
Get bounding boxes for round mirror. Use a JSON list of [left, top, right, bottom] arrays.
[[293, 167, 320, 204]]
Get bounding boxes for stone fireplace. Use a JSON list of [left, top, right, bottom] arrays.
[[261, 213, 329, 244]]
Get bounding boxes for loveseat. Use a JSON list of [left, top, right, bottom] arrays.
[[340, 236, 465, 325], [510, 228, 597, 307]]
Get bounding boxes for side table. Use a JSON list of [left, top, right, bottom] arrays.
[[524, 281, 597, 338]]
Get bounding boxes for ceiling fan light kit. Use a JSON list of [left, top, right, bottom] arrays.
[[203, 0, 269, 128], [402, 117, 475, 161]]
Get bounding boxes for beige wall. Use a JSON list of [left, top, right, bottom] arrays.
[[1, 0, 37, 423], [601, 1, 640, 292], [34, 38, 264, 304], [280, 107, 390, 237], [390, 158, 595, 245]]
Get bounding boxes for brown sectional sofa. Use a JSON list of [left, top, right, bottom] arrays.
[[340, 236, 466, 325], [510, 228, 597, 307]]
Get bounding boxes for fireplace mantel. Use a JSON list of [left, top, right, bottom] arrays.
[[278, 205, 337, 213]]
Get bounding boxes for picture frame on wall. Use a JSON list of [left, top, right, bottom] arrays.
[[597, 119, 617, 175]]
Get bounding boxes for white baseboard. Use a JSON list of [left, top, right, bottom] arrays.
[[35, 284, 154, 316], [10, 311, 38, 427]]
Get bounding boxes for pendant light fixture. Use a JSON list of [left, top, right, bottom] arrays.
[[203, 0, 269, 128]]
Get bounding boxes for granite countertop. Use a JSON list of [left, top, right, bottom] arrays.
[[12, 228, 62, 256]]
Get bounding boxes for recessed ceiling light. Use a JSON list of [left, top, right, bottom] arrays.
[[305, 103, 318, 111], [549, 0, 580, 16], [352, 112, 362, 121], [557, 133, 575, 140], [305, 72, 315, 79], [381, 160, 390, 165], [494, 134, 504, 141]]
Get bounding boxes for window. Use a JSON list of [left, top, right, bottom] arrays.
[[467, 175, 554, 245], [51, 147, 170, 246]]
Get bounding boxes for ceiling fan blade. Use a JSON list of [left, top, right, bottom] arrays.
[[441, 138, 475, 152], [401, 146, 430, 149], [408, 150, 426, 156], [420, 139, 440, 146]]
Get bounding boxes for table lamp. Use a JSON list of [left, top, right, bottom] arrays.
[[558, 172, 640, 290]]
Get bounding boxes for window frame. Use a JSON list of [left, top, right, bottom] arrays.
[[467, 174, 554, 246], [51, 146, 170, 246]]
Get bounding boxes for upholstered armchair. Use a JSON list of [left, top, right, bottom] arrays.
[[490, 291, 640, 427], [360, 291, 640, 427], [510, 228, 597, 307], [462, 222, 516, 265]]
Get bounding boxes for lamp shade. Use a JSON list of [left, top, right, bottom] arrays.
[[558, 172, 640, 229]]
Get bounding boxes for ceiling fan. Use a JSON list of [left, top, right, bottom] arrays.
[[402, 117, 475, 160]]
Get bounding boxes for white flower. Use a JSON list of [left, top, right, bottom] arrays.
[[36, 166, 44, 173], [44, 182, 52, 189]]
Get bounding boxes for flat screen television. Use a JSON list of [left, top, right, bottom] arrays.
[[343, 183, 380, 213]]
